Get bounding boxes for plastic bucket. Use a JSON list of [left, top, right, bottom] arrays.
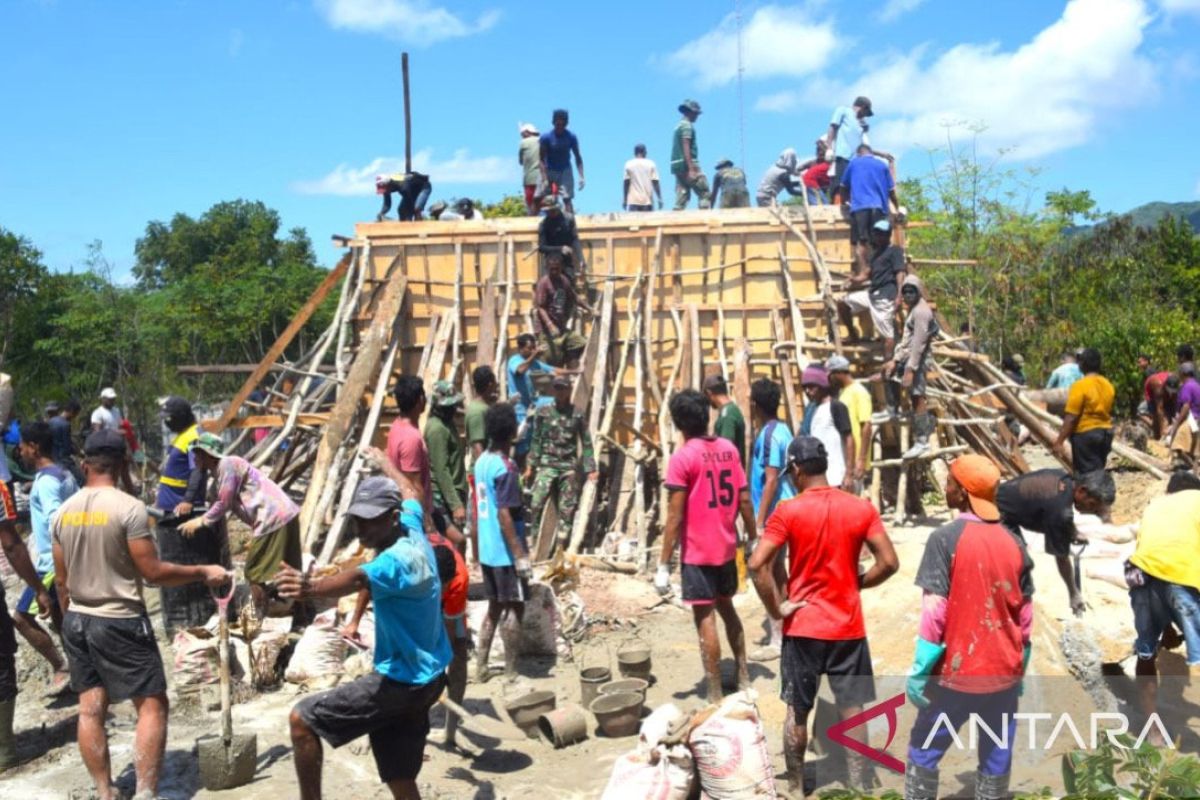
[[537, 703, 589, 748], [504, 690, 557, 738], [589, 692, 643, 737]]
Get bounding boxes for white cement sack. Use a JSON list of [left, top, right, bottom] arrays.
[[689, 690, 777, 799], [601, 745, 694, 800], [285, 609, 345, 685]]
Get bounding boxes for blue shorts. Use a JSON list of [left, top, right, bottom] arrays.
[[1132, 574, 1200, 665], [16, 571, 56, 616]]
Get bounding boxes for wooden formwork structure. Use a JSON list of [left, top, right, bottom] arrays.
[[209, 205, 1167, 567]]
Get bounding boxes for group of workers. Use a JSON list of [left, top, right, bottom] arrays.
[[372, 96, 903, 250]]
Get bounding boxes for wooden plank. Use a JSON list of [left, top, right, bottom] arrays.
[[300, 276, 408, 548], [228, 413, 330, 429], [205, 251, 350, 433], [733, 337, 752, 466], [687, 303, 701, 392], [772, 310, 801, 431], [476, 239, 501, 367]]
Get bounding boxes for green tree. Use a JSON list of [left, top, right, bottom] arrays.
[[481, 194, 529, 218], [0, 228, 49, 368]]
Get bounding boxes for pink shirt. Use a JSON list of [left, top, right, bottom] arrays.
[[386, 418, 431, 504], [201, 455, 299, 539], [665, 436, 747, 566]]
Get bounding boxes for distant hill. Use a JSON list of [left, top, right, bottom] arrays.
[[1121, 201, 1200, 232]]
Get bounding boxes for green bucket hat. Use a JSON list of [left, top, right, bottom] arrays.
[[431, 380, 464, 408], [192, 431, 225, 459]]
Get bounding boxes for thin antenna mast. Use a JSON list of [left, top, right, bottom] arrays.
[[735, 0, 746, 170]]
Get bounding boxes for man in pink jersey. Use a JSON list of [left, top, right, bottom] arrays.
[[655, 389, 757, 702]]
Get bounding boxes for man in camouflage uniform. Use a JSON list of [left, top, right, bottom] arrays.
[[526, 375, 598, 549]]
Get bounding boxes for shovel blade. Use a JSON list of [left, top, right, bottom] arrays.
[[197, 733, 258, 790]]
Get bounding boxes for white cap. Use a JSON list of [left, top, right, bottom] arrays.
[[519, 122, 539, 135], [100, 387, 118, 400]]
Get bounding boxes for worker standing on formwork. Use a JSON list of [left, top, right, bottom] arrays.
[[905, 455, 1033, 800], [518, 123, 541, 215], [670, 100, 711, 210], [755, 148, 804, 207], [623, 144, 663, 212], [539, 109, 585, 213]]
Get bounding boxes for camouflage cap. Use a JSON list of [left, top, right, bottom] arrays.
[[431, 379, 464, 408]]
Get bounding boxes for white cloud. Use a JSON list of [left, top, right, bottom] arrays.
[[755, 90, 801, 113], [760, 0, 1157, 161], [661, 5, 839, 89], [877, 0, 927, 22], [313, 0, 499, 44], [291, 149, 517, 196]]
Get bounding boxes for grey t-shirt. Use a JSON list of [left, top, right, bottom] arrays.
[[52, 486, 152, 618], [868, 245, 905, 300]]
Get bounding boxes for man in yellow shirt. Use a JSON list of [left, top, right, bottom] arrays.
[[1128, 471, 1200, 728], [1053, 347, 1114, 473], [827, 356, 873, 495]]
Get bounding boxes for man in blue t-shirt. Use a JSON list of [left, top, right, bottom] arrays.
[[748, 378, 796, 661], [506, 333, 577, 469], [841, 144, 900, 282], [472, 403, 531, 682], [281, 477, 451, 799], [15, 421, 74, 694], [539, 108, 585, 213]]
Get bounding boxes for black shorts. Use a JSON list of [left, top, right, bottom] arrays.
[[295, 671, 446, 783], [850, 208, 887, 245], [1071, 428, 1113, 474], [830, 157, 851, 196], [61, 611, 168, 701], [681, 560, 738, 606], [781, 636, 876, 712], [482, 564, 528, 603]]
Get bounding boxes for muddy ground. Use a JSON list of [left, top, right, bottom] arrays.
[[3, 459, 1198, 799]]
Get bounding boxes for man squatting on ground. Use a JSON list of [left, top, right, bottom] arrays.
[[749, 435, 898, 795], [52, 430, 229, 800], [281, 478, 450, 800], [905, 455, 1034, 800], [655, 389, 756, 703]]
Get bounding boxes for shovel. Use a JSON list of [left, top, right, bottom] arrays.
[[198, 576, 258, 790]]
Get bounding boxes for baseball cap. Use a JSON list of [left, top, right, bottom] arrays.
[[348, 476, 402, 520], [84, 429, 127, 457], [801, 365, 829, 388], [825, 355, 852, 373], [192, 431, 225, 459], [431, 380, 464, 408], [99, 387, 118, 400], [679, 99, 702, 115], [552, 375, 572, 389], [44, 400, 61, 415], [540, 195, 561, 210], [786, 435, 827, 467], [948, 454, 1001, 522], [872, 219, 892, 233], [1181, 361, 1197, 377], [854, 96, 874, 116], [161, 395, 192, 417], [519, 122, 539, 135], [702, 373, 727, 392]]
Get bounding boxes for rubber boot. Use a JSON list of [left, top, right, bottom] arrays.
[[0, 698, 16, 772], [905, 763, 939, 800], [975, 770, 1011, 800]]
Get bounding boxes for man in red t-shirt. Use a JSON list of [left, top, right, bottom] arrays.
[[904, 454, 1033, 800], [655, 390, 757, 703], [747, 435, 898, 795]]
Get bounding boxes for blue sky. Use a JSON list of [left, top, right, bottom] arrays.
[[2, 0, 1198, 278]]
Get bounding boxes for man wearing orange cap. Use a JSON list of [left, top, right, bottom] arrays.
[[904, 455, 1033, 800]]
